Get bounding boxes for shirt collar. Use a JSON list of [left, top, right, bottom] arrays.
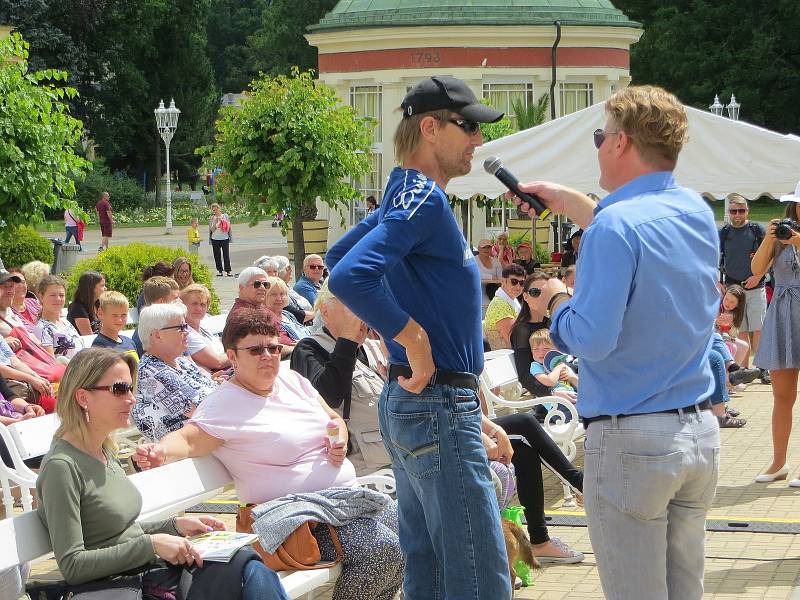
[[595, 171, 677, 215]]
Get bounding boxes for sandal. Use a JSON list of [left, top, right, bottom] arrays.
[[717, 415, 746, 428], [725, 406, 741, 417]]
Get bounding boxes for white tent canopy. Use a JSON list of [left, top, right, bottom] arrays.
[[446, 102, 800, 200]]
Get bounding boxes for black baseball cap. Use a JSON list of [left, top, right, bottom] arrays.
[[0, 270, 21, 284], [401, 76, 504, 123]]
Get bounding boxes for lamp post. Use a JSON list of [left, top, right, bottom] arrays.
[[726, 94, 740, 121], [154, 98, 181, 234], [709, 94, 724, 116]]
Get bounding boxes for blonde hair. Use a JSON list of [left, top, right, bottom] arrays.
[[98, 290, 129, 310], [605, 86, 688, 168], [393, 109, 449, 164], [22, 261, 51, 293], [529, 328, 553, 348], [142, 276, 179, 305], [266, 276, 288, 294], [314, 280, 336, 312], [727, 193, 748, 207], [179, 283, 211, 305], [55, 348, 137, 454]]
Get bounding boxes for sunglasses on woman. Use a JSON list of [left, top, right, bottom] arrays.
[[235, 343, 284, 357], [86, 381, 134, 396], [525, 287, 542, 297]]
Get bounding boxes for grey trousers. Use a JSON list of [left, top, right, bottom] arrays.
[[583, 407, 720, 600]]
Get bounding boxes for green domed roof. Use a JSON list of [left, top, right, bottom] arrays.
[[310, 0, 640, 31]]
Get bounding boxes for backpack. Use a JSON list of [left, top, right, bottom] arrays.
[[718, 222, 764, 279], [307, 330, 391, 473]]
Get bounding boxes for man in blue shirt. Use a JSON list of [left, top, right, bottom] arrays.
[[327, 76, 513, 599], [513, 86, 720, 600], [293, 254, 324, 306]]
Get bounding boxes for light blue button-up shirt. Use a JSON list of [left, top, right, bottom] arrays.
[[550, 172, 719, 418]]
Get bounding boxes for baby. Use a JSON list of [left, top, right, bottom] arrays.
[[529, 328, 578, 400]]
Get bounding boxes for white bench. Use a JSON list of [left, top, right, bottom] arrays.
[[0, 455, 395, 600], [481, 350, 584, 507]]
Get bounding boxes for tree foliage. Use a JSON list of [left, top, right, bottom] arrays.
[[204, 68, 372, 271], [0, 33, 90, 230], [615, 0, 800, 134]]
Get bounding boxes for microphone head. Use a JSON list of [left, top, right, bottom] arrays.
[[483, 156, 502, 175]]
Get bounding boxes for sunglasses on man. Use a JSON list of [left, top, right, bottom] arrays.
[[728, 208, 747, 214], [508, 278, 525, 286], [448, 118, 481, 135], [252, 280, 270, 289], [593, 128, 623, 149], [307, 265, 325, 271]]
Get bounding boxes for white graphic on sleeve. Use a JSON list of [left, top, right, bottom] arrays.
[[393, 171, 435, 220]]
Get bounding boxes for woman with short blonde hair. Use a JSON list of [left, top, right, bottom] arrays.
[[264, 277, 309, 341]]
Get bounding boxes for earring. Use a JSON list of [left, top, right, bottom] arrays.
[[81, 406, 90, 424]]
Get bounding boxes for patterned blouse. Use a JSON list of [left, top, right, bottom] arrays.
[[132, 354, 217, 441], [32, 317, 85, 358]]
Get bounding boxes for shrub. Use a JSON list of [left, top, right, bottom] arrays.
[[0, 226, 54, 268], [73, 164, 147, 214], [65, 243, 221, 314]]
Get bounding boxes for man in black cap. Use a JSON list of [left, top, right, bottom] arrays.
[[326, 76, 513, 598]]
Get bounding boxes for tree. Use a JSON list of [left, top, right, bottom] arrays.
[[206, 0, 265, 92], [0, 33, 89, 230], [511, 94, 549, 131], [614, 0, 800, 135], [204, 68, 373, 273]]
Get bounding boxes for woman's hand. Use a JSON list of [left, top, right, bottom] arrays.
[[151, 533, 203, 568], [29, 376, 52, 397], [491, 427, 514, 465], [325, 437, 347, 467], [134, 443, 166, 470], [5, 337, 21, 352], [175, 515, 226, 537], [482, 432, 500, 461]]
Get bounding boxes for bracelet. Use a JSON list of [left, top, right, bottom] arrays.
[[547, 292, 573, 314]]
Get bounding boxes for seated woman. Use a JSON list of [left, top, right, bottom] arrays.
[[36, 347, 288, 598], [7, 268, 40, 328], [32, 275, 86, 360], [172, 257, 194, 290], [135, 309, 403, 600], [483, 263, 526, 350], [132, 303, 217, 441], [67, 270, 106, 335], [265, 276, 310, 342], [290, 283, 390, 475], [272, 255, 314, 324], [476, 238, 503, 310], [180, 284, 230, 372]]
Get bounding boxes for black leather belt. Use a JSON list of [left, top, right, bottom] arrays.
[[387, 364, 479, 391], [581, 400, 713, 429]]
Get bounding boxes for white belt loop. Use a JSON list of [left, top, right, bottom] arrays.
[[677, 407, 686, 424], [610, 415, 618, 428]]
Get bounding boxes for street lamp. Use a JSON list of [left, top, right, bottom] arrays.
[[726, 94, 740, 121], [154, 98, 180, 234], [709, 94, 724, 117]]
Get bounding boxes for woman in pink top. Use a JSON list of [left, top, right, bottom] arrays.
[[135, 308, 402, 600]]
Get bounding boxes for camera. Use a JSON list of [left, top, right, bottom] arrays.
[[774, 219, 800, 241]]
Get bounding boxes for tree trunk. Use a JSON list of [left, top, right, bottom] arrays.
[[154, 137, 162, 206], [292, 212, 306, 276]]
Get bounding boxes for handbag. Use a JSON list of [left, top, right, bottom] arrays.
[[0, 317, 65, 382], [236, 505, 343, 571]]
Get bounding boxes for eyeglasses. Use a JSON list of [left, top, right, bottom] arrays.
[[525, 287, 542, 297], [593, 128, 623, 149], [729, 208, 747, 214], [509, 278, 525, 286], [160, 323, 189, 333], [307, 265, 324, 271], [85, 381, 134, 396], [448, 118, 481, 135], [234, 343, 283, 357], [252, 280, 270, 289]]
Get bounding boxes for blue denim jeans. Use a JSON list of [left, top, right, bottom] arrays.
[[708, 348, 729, 406], [378, 379, 511, 600], [64, 225, 79, 244], [242, 560, 290, 600]]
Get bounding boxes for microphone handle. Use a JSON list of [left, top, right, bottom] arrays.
[[495, 167, 551, 219]]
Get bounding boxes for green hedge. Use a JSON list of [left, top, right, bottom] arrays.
[[0, 226, 54, 268], [73, 165, 147, 213], [65, 243, 220, 314]]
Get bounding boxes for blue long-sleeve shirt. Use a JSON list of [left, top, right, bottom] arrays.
[[550, 172, 719, 418], [327, 167, 484, 375]]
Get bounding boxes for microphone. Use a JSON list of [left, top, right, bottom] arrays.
[[483, 156, 551, 220]]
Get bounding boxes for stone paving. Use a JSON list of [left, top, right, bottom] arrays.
[[28, 225, 800, 598]]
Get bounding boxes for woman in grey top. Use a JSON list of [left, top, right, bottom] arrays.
[[752, 191, 800, 485], [36, 347, 288, 597]]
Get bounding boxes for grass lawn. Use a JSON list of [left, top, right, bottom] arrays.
[[36, 215, 255, 233]]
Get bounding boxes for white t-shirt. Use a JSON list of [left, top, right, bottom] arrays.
[[190, 371, 358, 504], [186, 326, 224, 357]]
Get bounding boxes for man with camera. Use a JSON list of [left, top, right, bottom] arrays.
[[512, 85, 720, 600], [719, 194, 770, 383]]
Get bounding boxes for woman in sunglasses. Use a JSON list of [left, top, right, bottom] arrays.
[[135, 309, 404, 600], [36, 348, 288, 598], [483, 264, 526, 350], [131, 303, 217, 441]]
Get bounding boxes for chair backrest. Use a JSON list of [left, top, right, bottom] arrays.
[[199, 313, 227, 337], [0, 455, 233, 571], [7, 413, 60, 461], [481, 352, 520, 390]]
